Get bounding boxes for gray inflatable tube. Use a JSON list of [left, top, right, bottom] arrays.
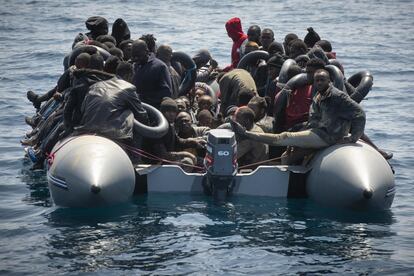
[[325, 64, 345, 91], [284, 72, 309, 90], [237, 50, 269, 69], [68, 45, 111, 67], [171, 51, 197, 96], [277, 59, 297, 88], [134, 103, 169, 139], [347, 71, 373, 103]]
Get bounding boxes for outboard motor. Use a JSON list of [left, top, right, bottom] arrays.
[[203, 129, 237, 200]]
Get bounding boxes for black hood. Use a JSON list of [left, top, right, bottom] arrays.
[[111, 18, 131, 46]]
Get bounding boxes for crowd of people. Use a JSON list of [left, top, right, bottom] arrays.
[[22, 16, 392, 171]]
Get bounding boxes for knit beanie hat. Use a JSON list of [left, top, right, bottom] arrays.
[[85, 16, 108, 32], [304, 27, 321, 48]]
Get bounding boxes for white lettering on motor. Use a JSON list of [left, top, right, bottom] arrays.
[[218, 151, 229, 156]]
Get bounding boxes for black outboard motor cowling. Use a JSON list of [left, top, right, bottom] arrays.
[[203, 129, 238, 200]]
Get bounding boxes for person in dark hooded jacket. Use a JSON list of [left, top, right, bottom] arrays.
[[132, 40, 172, 109], [303, 27, 321, 49], [75, 76, 149, 142], [71, 16, 109, 50], [111, 18, 131, 47], [224, 17, 248, 71]]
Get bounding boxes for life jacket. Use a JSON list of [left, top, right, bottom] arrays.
[[283, 85, 313, 130]]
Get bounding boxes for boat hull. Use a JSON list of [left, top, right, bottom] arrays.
[[47, 135, 136, 207], [47, 136, 395, 211]]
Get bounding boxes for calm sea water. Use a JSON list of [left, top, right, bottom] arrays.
[[1, 0, 413, 274]]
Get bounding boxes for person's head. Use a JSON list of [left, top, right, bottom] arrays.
[[260, 28, 275, 50], [116, 61, 133, 82], [104, 55, 120, 74], [247, 25, 261, 44], [286, 64, 303, 81], [283, 33, 298, 56], [119, 39, 133, 61], [244, 41, 260, 54], [315, 39, 332, 52], [89, 53, 104, 71], [197, 95, 213, 111], [74, 53, 91, 69], [267, 54, 285, 80], [111, 18, 130, 46], [248, 96, 268, 121], [131, 39, 149, 65], [139, 34, 157, 53], [175, 98, 188, 112], [179, 96, 191, 109], [303, 27, 321, 48], [197, 109, 214, 127], [225, 17, 244, 41], [175, 111, 194, 137], [160, 97, 178, 124], [295, 54, 310, 68], [156, 44, 173, 65], [289, 39, 308, 59], [85, 16, 108, 39], [313, 69, 331, 93], [267, 41, 284, 56], [108, 47, 124, 60], [235, 106, 255, 130], [237, 89, 256, 106], [225, 105, 238, 119], [96, 35, 117, 45], [192, 49, 212, 69], [103, 41, 116, 49], [305, 58, 325, 83], [194, 87, 207, 102]]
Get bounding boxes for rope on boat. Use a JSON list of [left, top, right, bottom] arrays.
[[118, 142, 205, 171], [238, 156, 282, 169], [119, 142, 283, 172]]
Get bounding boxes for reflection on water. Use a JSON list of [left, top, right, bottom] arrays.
[[19, 158, 52, 207], [43, 194, 395, 274]]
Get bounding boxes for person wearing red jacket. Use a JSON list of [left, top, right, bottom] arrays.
[[224, 17, 248, 71]]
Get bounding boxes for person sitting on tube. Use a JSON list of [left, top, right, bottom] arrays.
[[231, 69, 366, 165]]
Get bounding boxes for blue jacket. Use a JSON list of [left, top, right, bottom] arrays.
[[133, 54, 172, 108]]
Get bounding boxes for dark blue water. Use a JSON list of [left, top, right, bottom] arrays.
[[1, 0, 414, 274]]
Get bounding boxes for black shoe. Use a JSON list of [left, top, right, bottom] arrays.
[[27, 90, 38, 103], [27, 91, 42, 110], [20, 135, 38, 146], [25, 116, 37, 128], [25, 128, 39, 138], [382, 152, 393, 160]]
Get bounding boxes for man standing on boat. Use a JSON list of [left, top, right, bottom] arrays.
[[231, 69, 366, 150], [132, 40, 172, 109], [223, 17, 248, 71]]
